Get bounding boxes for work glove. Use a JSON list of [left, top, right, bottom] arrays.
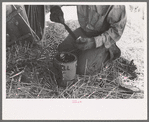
[[50, 6, 64, 23], [108, 43, 121, 61], [75, 37, 96, 50]]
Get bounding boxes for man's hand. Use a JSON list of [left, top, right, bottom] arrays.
[[74, 37, 96, 50], [50, 6, 64, 23], [108, 43, 121, 61]]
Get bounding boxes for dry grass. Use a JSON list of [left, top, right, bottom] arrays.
[[6, 5, 145, 99]]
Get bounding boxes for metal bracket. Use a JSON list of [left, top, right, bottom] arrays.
[[6, 6, 22, 22], [6, 33, 32, 46], [16, 33, 31, 42]]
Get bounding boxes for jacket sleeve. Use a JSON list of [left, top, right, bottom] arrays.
[[94, 5, 127, 48]]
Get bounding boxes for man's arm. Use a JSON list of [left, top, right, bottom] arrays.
[[49, 5, 64, 23], [94, 5, 127, 48]]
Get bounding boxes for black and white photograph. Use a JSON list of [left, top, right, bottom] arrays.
[[2, 2, 147, 120]]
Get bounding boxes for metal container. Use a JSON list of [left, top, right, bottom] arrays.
[[53, 52, 77, 87]]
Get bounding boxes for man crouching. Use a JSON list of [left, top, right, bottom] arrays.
[[50, 5, 127, 75]]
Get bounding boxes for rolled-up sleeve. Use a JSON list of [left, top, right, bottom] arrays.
[[94, 5, 127, 48]]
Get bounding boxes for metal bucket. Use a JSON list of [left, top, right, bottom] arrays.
[[53, 52, 77, 87]]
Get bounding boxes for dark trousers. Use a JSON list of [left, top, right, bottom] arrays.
[[57, 27, 112, 75]]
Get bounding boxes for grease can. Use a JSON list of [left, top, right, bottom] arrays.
[[53, 52, 77, 87]]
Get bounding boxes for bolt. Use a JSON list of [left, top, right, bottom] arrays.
[[15, 21, 19, 25], [6, 34, 11, 42]]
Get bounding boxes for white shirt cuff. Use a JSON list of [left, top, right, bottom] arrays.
[[94, 36, 103, 48]]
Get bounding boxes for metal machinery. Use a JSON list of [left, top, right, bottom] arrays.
[[6, 5, 45, 47]]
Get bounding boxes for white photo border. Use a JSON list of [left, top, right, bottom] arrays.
[[2, 2, 147, 120]]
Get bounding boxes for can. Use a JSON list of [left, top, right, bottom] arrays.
[[53, 52, 77, 87]]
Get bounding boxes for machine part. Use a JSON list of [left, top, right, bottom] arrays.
[[16, 33, 31, 42], [6, 33, 32, 46], [6, 5, 36, 47], [6, 6, 22, 22]]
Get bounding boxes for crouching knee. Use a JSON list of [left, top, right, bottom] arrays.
[[57, 43, 64, 52]]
